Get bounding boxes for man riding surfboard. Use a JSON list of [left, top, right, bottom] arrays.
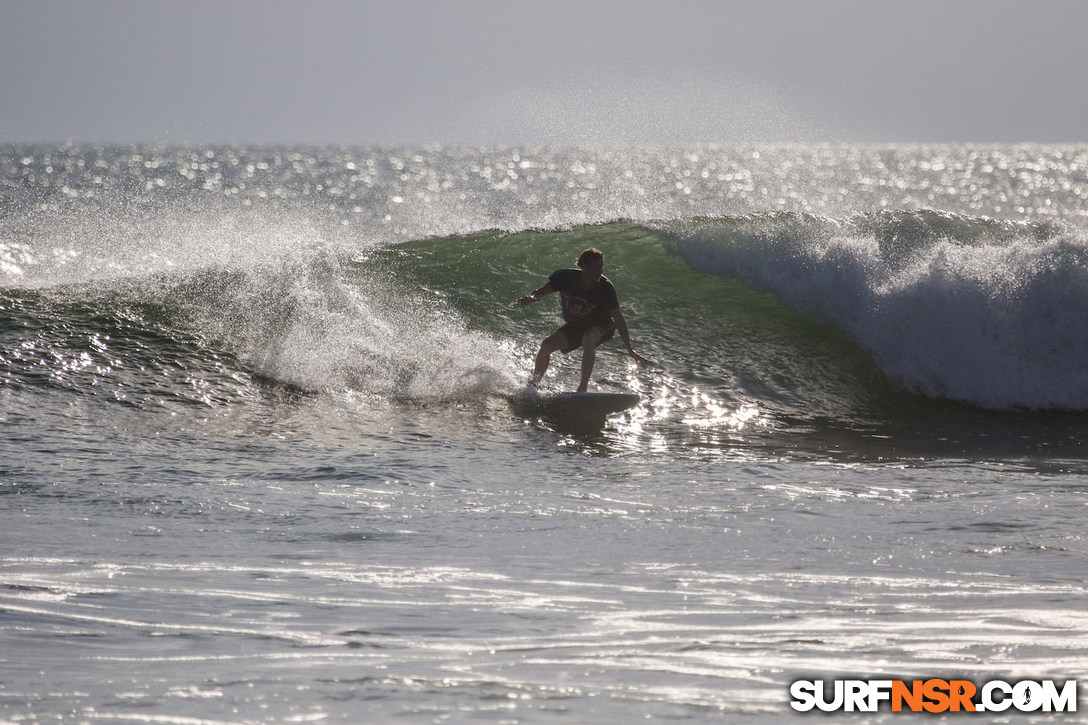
[[518, 247, 652, 392]]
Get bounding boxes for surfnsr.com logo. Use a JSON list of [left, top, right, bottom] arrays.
[[790, 679, 1077, 713]]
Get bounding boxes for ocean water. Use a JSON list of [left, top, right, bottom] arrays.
[[3, 143, 1088, 723]]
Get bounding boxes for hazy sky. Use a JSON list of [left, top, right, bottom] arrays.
[[2, 0, 1086, 145]]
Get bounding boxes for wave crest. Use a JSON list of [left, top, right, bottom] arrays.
[[661, 211, 1088, 410]]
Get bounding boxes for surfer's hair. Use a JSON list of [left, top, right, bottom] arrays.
[[576, 248, 604, 267]]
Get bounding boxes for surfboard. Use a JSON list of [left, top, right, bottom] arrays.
[[508, 389, 641, 420], [542, 391, 641, 415]]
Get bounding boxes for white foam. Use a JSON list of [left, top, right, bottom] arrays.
[[668, 216, 1088, 409]]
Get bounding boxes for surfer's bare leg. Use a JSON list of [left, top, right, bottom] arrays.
[[577, 327, 606, 392], [532, 331, 567, 385]]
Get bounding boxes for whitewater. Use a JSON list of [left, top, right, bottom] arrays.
[[3, 143, 1088, 723]]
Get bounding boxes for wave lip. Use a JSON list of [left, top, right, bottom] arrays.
[[662, 211, 1088, 411]]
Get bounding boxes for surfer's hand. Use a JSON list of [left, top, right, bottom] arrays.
[[518, 295, 535, 306], [630, 351, 652, 366]]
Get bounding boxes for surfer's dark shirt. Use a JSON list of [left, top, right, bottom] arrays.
[[548, 269, 619, 324]]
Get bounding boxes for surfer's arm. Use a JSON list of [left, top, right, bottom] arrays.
[[610, 307, 652, 366], [518, 282, 555, 306]]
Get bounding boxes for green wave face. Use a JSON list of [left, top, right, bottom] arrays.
[[382, 220, 889, 416]]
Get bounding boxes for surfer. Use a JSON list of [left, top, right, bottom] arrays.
[[518, 247, 651, 392]]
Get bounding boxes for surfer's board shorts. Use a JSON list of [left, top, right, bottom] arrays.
[[559, 317, 615, 353]]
